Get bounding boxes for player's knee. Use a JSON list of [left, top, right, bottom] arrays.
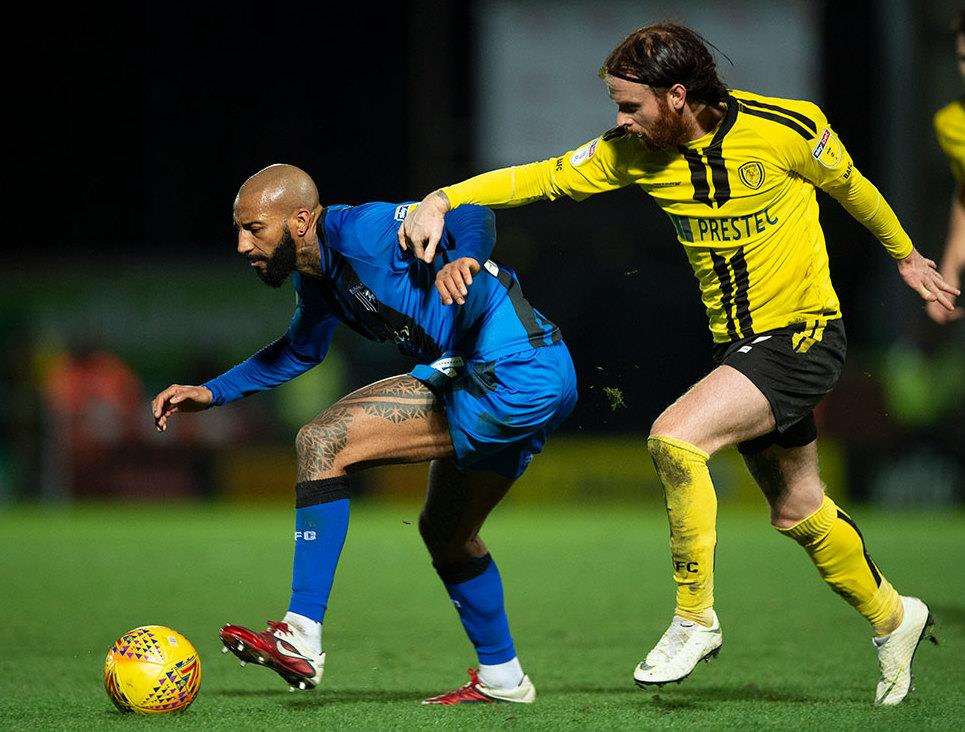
[[647, 434, 689, 490], [418, 510, 478, 562], [295, 419, 351, 476], [648, 410, 675, 441]]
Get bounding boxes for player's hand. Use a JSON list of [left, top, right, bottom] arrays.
[[897, 249, 960, 313], [436, 257, 481, 306], [151, 384, 213, 432], [926, 297, 963, 323], [398, 190, 450, 263]]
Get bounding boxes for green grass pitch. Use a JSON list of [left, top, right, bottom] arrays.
[[1, 503, 962, 729]]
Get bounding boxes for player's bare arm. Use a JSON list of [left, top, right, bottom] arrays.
[[398, 189, 451, 262], [927, 186, 965, 323], [435, 257, 480, 306], [151, 384, 213, 432]]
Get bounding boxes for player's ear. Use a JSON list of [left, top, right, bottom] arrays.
[[292, 208, 312, 238], [668, 83, 687, 111]]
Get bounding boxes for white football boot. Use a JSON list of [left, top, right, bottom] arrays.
[[634, 611, 723, 687], [873, 596, 937, 706]]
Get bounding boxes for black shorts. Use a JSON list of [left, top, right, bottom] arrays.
[[712, 318, 846, 455]]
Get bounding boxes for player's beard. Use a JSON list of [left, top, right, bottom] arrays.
[[637, 96, 690, 151], [255, 225, 297, 288]]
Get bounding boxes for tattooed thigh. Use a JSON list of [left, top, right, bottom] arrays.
[[341, 375, 441, 423], [295, 374, 451, 482]]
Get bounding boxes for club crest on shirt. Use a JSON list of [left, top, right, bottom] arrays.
[[570, 138, 600, 167], [738, 161, 765, 190]]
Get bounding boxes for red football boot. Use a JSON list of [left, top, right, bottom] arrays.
[[219, 620, 325, 691], [422, 668, 536, 705]]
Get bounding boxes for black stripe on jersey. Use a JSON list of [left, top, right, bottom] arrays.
[[493, 263, 560, 348], [737, 98, 818, 135], [836, 510, 883, 587], [710, 251, 738, 339], [737, 102, 813, 140], [334, 262, 444, 361], [730, 247, 754, 337], [680, 148, 713, 207], [705, 97, 740, 207]]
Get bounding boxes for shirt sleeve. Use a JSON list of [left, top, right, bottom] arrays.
[[442, 134, 641, 209], [934, 108, 965, 184], [203, 294, 339, 406], [776, 108, 913, 260], [438, 205, 496, 263]]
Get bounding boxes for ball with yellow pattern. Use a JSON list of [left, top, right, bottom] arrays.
[[103, 625, 202, 713]]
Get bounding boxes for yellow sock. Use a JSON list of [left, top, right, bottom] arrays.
[[648, 435, 717, 627], [779, 495, 903, 636]]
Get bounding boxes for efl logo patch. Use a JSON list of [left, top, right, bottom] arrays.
[[569, 138, 600, 167], [738, 161, 764, 190], [394, 204, 413, 221], [812, 127, 844, 169]]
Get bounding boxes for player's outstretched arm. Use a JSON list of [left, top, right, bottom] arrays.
[[399, 135, 637, 262], [152, 384, 213, 432]]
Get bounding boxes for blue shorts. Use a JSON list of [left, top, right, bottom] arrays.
[[410, 343, 578, 479]]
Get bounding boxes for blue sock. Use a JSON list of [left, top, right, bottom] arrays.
[[437, 554, 517, 664], [287, 478, 351, 623]]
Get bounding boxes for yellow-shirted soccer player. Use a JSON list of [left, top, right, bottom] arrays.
[[930, 11, 965, 324], [400, 24, 958, 706]]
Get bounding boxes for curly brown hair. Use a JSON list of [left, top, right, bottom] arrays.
[[600, 23, 729, 106]]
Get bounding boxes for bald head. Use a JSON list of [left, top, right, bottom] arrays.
[[233, 164, 322, 288], [236, 163, 319, 215]]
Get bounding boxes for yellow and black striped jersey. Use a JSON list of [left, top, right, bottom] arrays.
[[934, 97, 965, 184], [443, 89, 913, 343]]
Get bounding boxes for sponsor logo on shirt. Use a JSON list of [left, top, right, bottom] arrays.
[[686, 207, 780, 243]]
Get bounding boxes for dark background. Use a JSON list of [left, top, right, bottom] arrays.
[[5, 0, 962, 504]]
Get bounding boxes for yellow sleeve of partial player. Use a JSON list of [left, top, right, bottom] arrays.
[[442, 135, 639, 209], [779, 109, 913, 260], [934, 102, 965, 184]]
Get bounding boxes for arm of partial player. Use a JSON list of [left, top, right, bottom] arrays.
[[152, 306, 338, 431]]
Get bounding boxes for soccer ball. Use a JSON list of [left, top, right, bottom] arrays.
[[103, 626, 202, 713]]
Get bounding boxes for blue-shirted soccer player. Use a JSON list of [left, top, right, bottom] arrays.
[[151, 164, 577, 705]]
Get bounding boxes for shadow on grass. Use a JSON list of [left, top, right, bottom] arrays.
[[551, 683, 816, 704], [210, 689, 299, 698], [928, 604, 965, 630], [654, 683, 823, 704], [211, 688, 432, 705]]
